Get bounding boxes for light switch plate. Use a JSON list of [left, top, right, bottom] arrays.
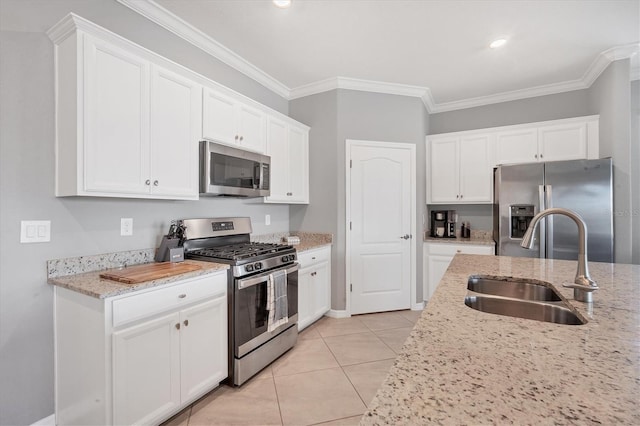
[[21, 220, 51, 243]]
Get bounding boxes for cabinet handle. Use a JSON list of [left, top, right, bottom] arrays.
[[239, 136, 244, 141], [540, 154, 544, 159], [178, 294, 186, 299], [456, 194, 459, 199], [153, 180, 159, 186], [235, 135, 239, 141], [460, 194, 463, 199], [311, 257, 316, 260], [175, 323, 181, 330], [311, 272, 317, 276], [145, 179, 150, 185], [457, 250, 462, 253], [183, 319, 189, 327], [535, 154, 538, 159]]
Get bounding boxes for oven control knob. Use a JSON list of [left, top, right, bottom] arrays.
[[281, 256, 289, 262], [246, 264, 254, 272], [254, 262, 262, 270]]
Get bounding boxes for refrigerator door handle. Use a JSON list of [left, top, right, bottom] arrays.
[[545, 185, 553, 259], [538, 185, 546, 259]]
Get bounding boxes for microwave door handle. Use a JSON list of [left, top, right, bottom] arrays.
[[258, 162, 264, 190]]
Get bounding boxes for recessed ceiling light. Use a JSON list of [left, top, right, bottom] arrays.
[[490, 39, 507, 49], [273, 0, 292, 8]]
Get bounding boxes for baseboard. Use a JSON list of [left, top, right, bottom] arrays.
[[412, 302, 426, 310], [326, 309, 350, 318], [31, 414, 55, 426]]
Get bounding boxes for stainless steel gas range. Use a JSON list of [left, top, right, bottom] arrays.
[[177, 217, 298, 386]]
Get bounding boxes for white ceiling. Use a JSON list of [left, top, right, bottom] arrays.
[[135, 0, 639, 111]]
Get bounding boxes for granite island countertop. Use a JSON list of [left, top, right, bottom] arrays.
[[362, 254, 640, 425]]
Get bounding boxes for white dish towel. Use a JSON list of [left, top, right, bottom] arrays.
[[267, 270, 288, 332]]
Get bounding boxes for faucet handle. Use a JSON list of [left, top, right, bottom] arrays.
[[563, 279, 598, 303]]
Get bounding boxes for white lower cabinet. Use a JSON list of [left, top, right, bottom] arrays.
[[423, 242, 494, 301], [297, 246, 331, 330], [55, 271, 227, 426]]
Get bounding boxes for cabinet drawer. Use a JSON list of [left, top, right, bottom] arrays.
[[112, 272, 227, 328], [426, 243, 494, 256], [298, 246, 331, 268]]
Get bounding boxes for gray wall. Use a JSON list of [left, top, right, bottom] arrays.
[[429, 89, 591, 134], [0, 1, 290, 424], [291, 89, 428, 310], [587, 59, 633, 264]]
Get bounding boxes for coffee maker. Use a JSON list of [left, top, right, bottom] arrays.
[[430, 210, 457, 238]]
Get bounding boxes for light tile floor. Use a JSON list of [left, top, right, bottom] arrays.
[[162, 309, 422, 426]]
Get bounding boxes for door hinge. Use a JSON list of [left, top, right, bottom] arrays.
[[350, 283, 353, 292], [350, 159, 352, 168]]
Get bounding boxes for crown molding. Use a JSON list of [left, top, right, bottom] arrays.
[[116, 0, 290, 99], [114, 0, 640, 112]]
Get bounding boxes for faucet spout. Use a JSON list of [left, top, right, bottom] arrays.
[[520, 207, 598, 303]]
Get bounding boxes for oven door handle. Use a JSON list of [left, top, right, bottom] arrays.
[[237, 263, 299, 290]]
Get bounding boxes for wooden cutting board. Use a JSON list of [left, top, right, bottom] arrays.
[[100, 262, 202, 284]]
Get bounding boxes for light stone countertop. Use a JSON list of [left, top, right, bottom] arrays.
[[362, 254, 640, 425], [48, 260, 228, 299], [424, 229, 495, 246], [252, 232, 333, 253]]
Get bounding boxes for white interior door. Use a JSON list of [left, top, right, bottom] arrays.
[[348, 141, 414, 315]]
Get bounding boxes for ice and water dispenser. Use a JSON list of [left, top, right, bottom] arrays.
[[510, 205, 534, 239]]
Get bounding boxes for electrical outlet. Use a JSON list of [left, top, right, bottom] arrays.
[[121, 218, 133, 236], [265, 214, 271, 226]]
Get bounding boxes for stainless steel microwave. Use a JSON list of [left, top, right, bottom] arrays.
[[200, 141, 270, 197]]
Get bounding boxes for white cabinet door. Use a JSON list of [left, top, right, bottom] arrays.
[[84, 35, 150, 195], [237, 104, 266, 153], [297, 266, 314, 331], [538, 122, 587, 162], [426, 255, 452, 301], [264, 120, 310, 204], [112, 312, 181, 426], [287, 126, 309, 203], [429, 137, 458, 203], [311, 259, 331, 319], [202, 88, 236, 145], [495, 128, 538, 165], [459, 134, 493, 203], [150, 66, 201, 198], [266, 117, 289, 200], [180, 295, 227, 402]]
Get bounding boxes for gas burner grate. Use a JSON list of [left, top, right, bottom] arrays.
[[192, 242, 291, 261]]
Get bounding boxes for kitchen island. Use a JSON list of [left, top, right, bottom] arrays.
[[362, 254, 639, 424]]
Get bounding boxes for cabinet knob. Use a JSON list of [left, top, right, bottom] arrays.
[[183, 319, 189, 327], [457, 250, 462, 253], [535, 154, 538, 159], [540, 154, 544, 159], [460, 194, 463, 199], [239, 136, 244, 141], [178, 294, 186, 299], [153, 180, 159, 186], [456, 194, 459, 199], [235, 135, 239, 141], [145, 179, 150, 185], [311, 272, 317, 276], [311, 257, 316, 260], [175, 323, 181, 330]]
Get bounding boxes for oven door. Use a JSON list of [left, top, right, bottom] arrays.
[[234, 264, 298, 358]]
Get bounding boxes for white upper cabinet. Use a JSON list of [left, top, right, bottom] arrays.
[[427, 115, 599, 204], [264, 116, 310, 204], [202, 87, 267, 153], [427, 133, 493, 204], [150, 66, 201, 198], [52, 27, 201, 200], [83, 34, 151, 196], [495, 116, 598, 165]]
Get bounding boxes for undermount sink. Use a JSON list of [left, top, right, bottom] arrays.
[[465, 275, 586, 325], [464, 295, 586, 325], [467, 275, 562, 302]]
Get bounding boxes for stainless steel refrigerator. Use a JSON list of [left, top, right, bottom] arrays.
[[493, 158, 613, 262]]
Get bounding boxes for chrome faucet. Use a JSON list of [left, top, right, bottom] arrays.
[[520, 208, 598, 303]]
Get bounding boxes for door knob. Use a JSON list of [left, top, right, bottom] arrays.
[[400, 234, 411, 240]]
